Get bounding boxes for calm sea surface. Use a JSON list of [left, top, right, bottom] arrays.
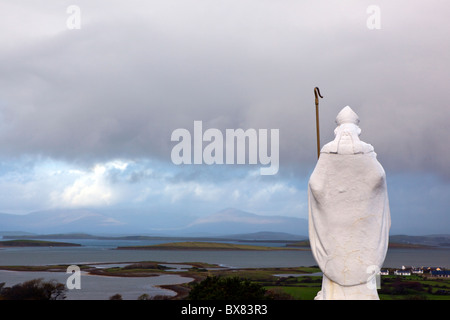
[[0, 239, 449, 268], [1, 239, 449, 299]]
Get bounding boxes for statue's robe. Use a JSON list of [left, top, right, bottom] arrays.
[[308, 122, 391, 300]]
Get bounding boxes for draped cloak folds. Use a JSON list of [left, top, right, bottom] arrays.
[[308, 112, 391, 293]]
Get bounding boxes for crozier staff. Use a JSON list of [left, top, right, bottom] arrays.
[[314, 87, 323, 159]]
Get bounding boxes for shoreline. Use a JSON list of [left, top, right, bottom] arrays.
[[0, 239, 81, 248], [1, 260, 449, 300], [0, 261, 319, 300]]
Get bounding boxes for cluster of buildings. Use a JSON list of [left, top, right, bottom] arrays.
[[380, 266, 450, 278]]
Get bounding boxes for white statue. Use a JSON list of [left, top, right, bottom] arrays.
[[308, 106, 391, 300]]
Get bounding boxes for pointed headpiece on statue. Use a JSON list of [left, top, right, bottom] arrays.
[[335, 106, 360, 126], [321, 106, 374, 155]]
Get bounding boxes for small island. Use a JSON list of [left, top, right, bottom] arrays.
[[116, 241, 304, 251], [286, 240, 435, 249], [0, 239, 81, 247]]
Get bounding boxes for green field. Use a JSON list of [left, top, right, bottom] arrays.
[[185, 266, 450, 300], [377, 275, 450, 300]]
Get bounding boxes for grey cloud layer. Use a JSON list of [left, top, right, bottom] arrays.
[[0, 1, 449, 178]]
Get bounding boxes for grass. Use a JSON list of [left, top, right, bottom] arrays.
[[263, 274, 450, 300], [207, 267, 323, 300], [202, 267, 450, 300], [265, 286, 321, 300], [377, 275, 450, 300]]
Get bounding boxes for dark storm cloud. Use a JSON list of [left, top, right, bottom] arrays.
[[0, 0, 449, 179]]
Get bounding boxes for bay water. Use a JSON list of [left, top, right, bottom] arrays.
[[0, 239, 449, 300]]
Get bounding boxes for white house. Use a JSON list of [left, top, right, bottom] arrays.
[[411, 268, 423, 274], [394, 270, 411, 276]]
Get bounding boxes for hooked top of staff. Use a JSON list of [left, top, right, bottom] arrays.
[[314, 87, 323, 105]]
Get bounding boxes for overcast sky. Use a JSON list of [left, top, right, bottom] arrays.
[[0, 1, 449, 235]]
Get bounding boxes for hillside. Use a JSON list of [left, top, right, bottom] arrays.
[[0, 239, 81, 247]]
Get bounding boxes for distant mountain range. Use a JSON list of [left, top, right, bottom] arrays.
[[0, 208, 309, 237], [177, 208, 308, 236], [389, 234, 450, 247], [0, 209, 127, 234], [1, 231, 307, 243], [1, 209, 448, 246], [2, 231, 449, 248]]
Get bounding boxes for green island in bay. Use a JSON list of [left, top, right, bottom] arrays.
[[286, 240, 434, 249], [116, 241, 306, 251], [0, 239, 81, 248]]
